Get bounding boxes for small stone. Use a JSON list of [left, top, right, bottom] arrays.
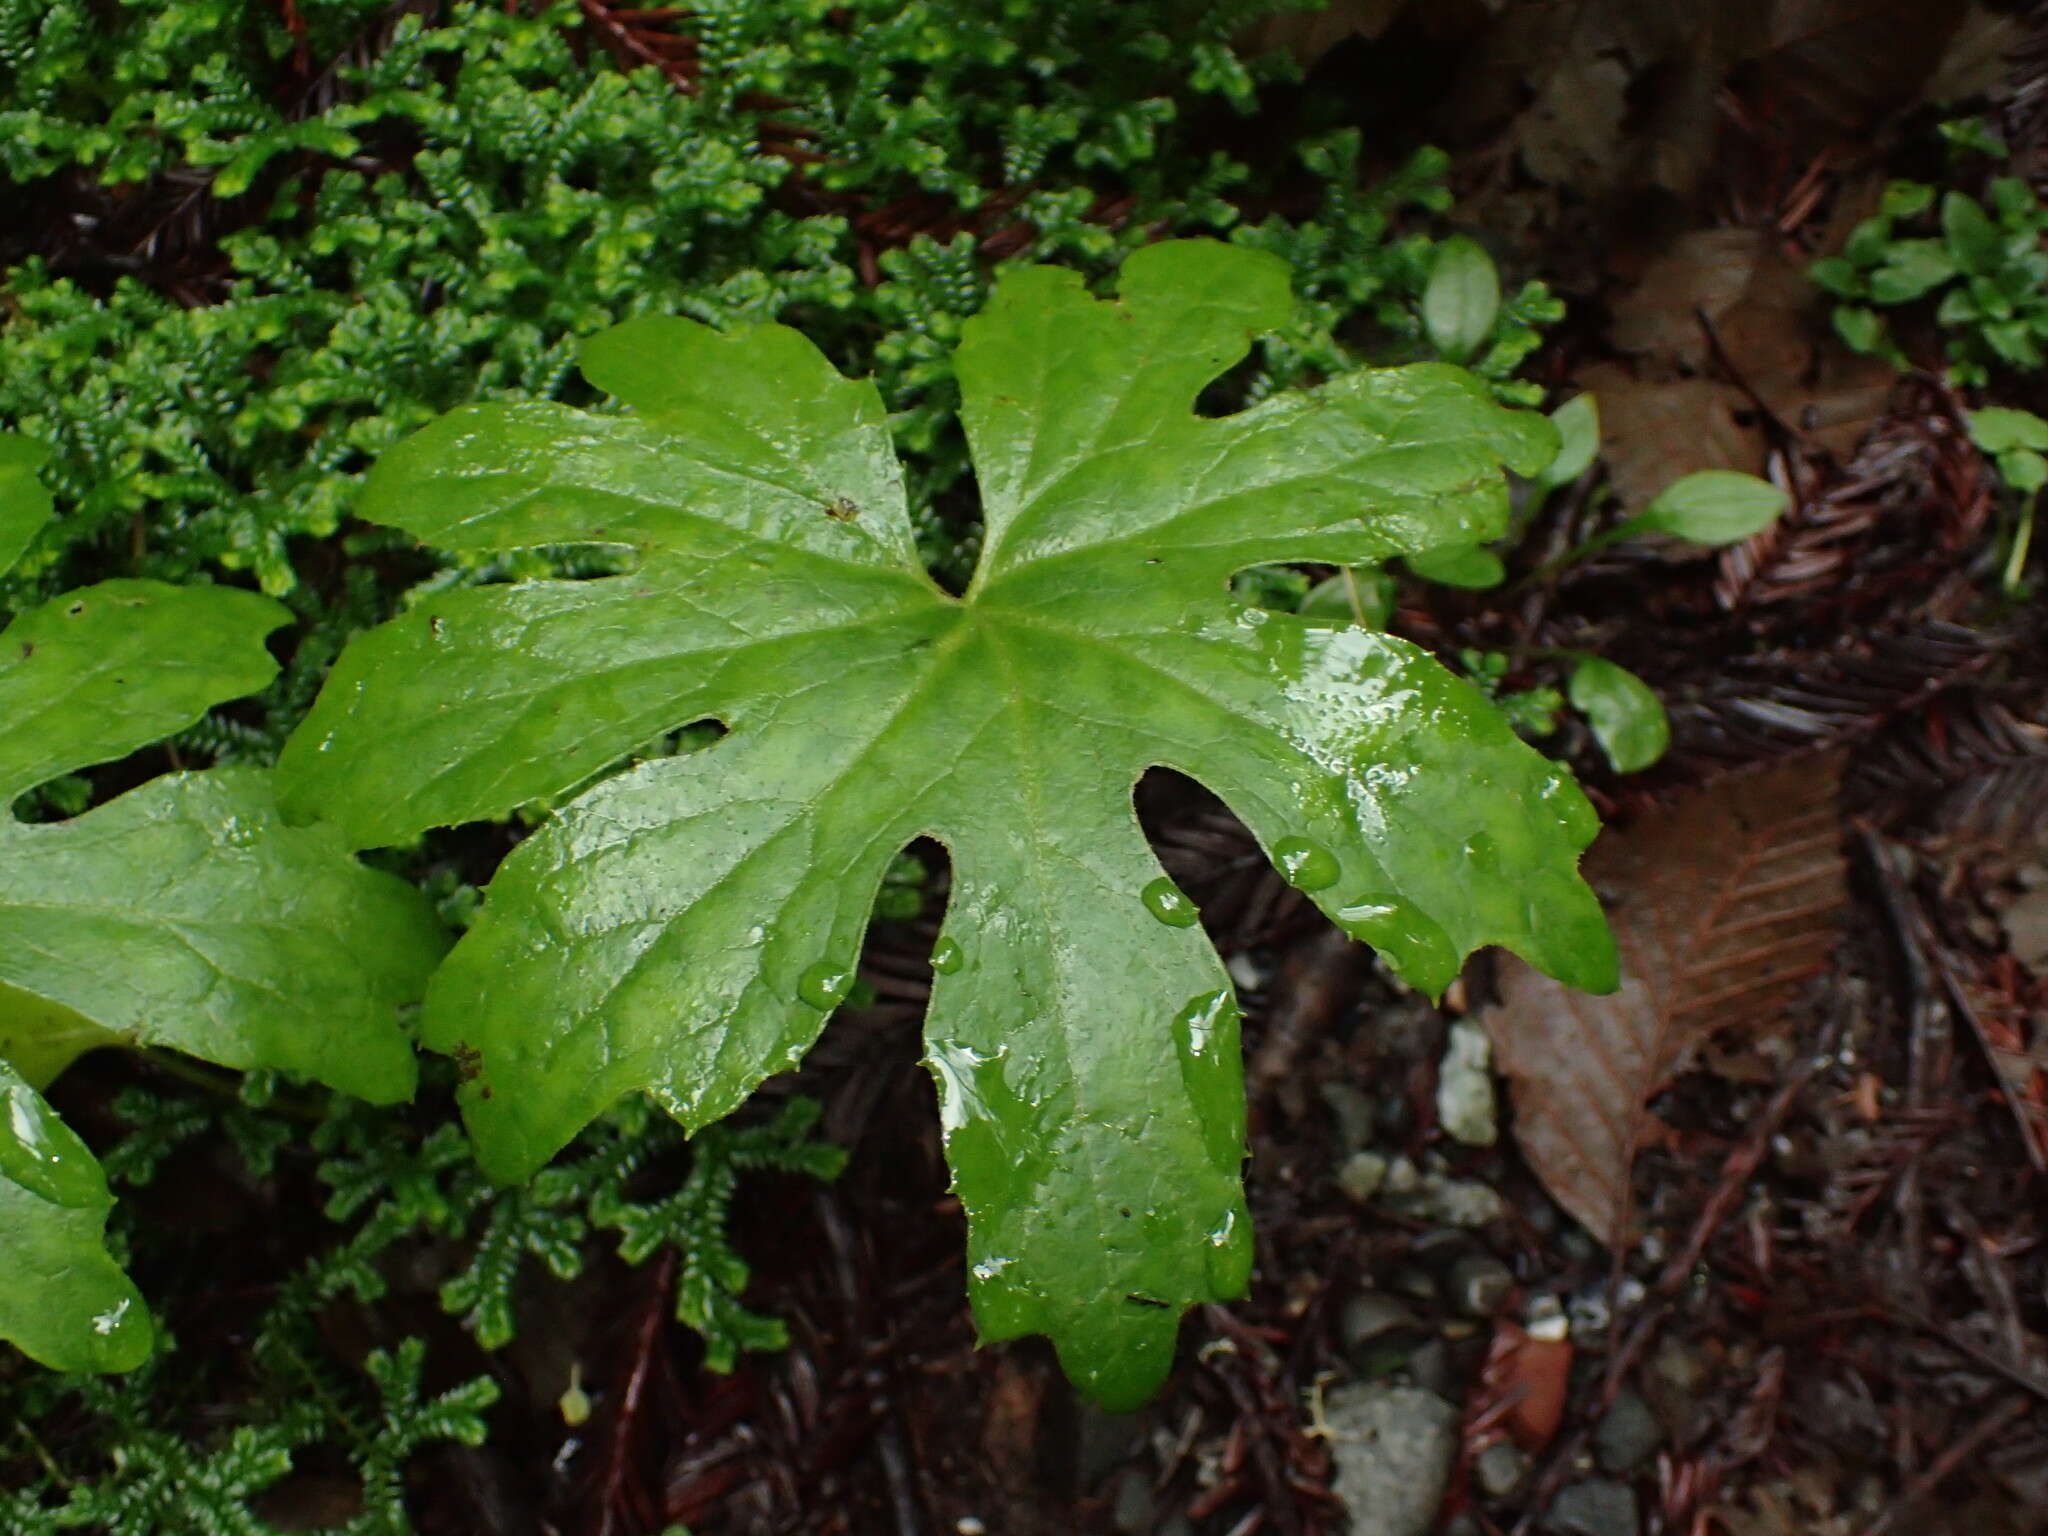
[[1340, 1292, 1424, 1357], [1544, 1479, 1640, 1536], [1405, 1337, 1461, 1402], [1475, 1442, 1530, 1499], [1320, 1081, 1379, 1152], [1321, 1384, 1458, 1536], [1444, 1254, 1515, 1318], [1384, 1155, 1421, 1195], [1407, 1175, 1505, 1228], [1435, 1019, 1498, 1146], [2000, 885, 2048, 969], [1592, 1389, 1662, 1474], [1338, 1150, 1390, 1204], [1110, 1467, 1154, 1534]]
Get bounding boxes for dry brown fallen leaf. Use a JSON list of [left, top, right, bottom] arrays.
[[1482, 755, 1849, 1247]]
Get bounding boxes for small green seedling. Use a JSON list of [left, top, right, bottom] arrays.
[[1812, 149, 2048, 384], [276, 241, 1618, 1409], [1966, 405, 2047, 594], [1567, 655, 1670, 773]]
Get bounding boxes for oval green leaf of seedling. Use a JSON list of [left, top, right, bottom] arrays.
[[1638, 470, 1788, 546], [1967, 406, 2048, 455], [1567, 656, 1670, 774], [276, 240, 1615, 1411], [1406, 545, 1506, 588], [1300, 567, 1395, 629], [1999, 448, 2048, 495], [0, 1060, 151, 1372], [1422, 236, 1501, 363], [1535, 393, 1599, 491], [1942, 192, 2004, 277]]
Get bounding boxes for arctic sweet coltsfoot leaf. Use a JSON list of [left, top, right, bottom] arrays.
[[276, 240, 1615, 1408]]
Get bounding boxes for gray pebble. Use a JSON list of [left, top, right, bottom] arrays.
[[1544, 1478, 1640, 1536], [1338, 1150, 1390, 1204], [1319, 1081, 1379, 1152], [1475, 1441, 1529, 1499], [1591, 1390, 1661, 1474], [1109, 1466, 1154, 1534], [1444, 1253, 1515, 1318], [1322, 1384, 1458, 1536]]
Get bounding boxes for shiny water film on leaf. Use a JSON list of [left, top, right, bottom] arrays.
[[276, 239, 1616, 1409]]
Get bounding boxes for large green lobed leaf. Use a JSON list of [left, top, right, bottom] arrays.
[[277, 240, 1616, 1408]]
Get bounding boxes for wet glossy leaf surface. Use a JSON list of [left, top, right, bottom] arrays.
[[0, 1060, 151, 1373], [0, 770, 440, 1100], [0, 431, 52, 579], [278, 240, 1615, 1408], [0, 579, 287, 805]]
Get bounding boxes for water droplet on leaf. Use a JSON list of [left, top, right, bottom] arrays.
[[796, 960, 853, 1010], [1272, 835, 1339, 891], [929, 935, 964, 973], [1172, 989, 1238, 1058], [1140, 877, 1200, 928], [0, 1078, 105, 1209]]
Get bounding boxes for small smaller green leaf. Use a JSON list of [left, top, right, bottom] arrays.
[[1844, 216, 1895, 267], [1832, 305, 1886, 354], [1868, 239, 1956, 304], [0, 770, 440, 1103], [1300, 567, 1395, 629], [1880, 180, 1935, 219], [1942, 192, 2004, 276], [0, 433, 53, 579], [1998, 449, 2048, 495], [1406, 545, 1505, 588], [1638, 471, 1788, 546], [1985, 319, 2046, 369], [1535, 393, 1599, 490], [0, 1060, 151, 1372], [1422, 236, 1501, 362], [0, 580, 288, 805], [1807, 257, 1863, 299], [1967, 406, 2048, 454], [1568, 656, 1669, 773]]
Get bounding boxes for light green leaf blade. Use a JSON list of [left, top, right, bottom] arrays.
[[1998, 448, 2048, 494], [0, 432, 53, 579], [280, 240, 1609, 1409], [1421, 236, 1501, 362], [1567, 656, 1670, 774], [0, 1060, 151, 1372], [1638, 470, 1789, 547], [1967, 406, 2048, 454], [1535, 392, 1599, 490], [1405, 544, 1506, 588], [0, 580, 287, 805], [0, 770, 440, 1102]]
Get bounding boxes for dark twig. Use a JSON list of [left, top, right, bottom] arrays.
[[586, 1248, 676, 1536], [1852, 1394, 2032, 1536]]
